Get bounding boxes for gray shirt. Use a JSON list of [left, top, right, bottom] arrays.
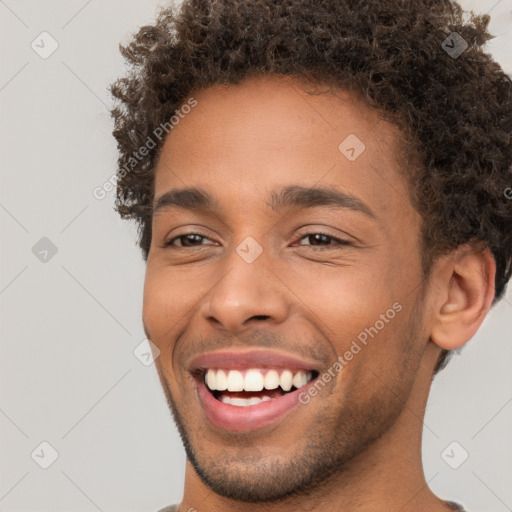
[[157, 500, 467, 511]]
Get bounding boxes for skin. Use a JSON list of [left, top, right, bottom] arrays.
[[142, 74, 495, 512]]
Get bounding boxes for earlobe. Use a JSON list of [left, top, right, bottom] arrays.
[[430, 247, 496, 351]]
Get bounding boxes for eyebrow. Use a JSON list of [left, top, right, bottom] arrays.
[[153, 185, 375, 219]]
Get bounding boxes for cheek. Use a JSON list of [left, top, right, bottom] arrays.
[[142, 269, 180, 352], [142, 263, 216, 379], [142, 263, 200, 331], [142, 270, 190, 388], [287, 259, 412, 360], [291, 264, 395, 323]]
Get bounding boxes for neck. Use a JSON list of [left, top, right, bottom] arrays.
[[179, 342, 450, 512]]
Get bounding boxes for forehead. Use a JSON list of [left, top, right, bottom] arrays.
[[154, 74, 412, 220]]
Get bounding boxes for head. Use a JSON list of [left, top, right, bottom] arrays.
[[110, 0, 512, 503]]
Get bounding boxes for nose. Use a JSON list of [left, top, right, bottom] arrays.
[[200, 247, 289, 333]]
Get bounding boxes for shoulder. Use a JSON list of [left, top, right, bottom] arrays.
[[156, 505, 180, 512]]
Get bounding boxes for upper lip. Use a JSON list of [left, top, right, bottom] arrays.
[[188, 348, 321, 373]]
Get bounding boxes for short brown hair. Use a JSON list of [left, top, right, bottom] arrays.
[[110, 0, 512, 373]]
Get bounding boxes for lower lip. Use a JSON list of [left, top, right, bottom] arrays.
[[196, 379, 310, 432]]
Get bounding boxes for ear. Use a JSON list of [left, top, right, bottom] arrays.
[[430, 246, 496, 351]]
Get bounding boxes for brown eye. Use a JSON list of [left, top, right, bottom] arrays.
[[295, 232, 351, 248], [165, 233, 211, 247]]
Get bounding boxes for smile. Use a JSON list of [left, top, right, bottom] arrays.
[[189, 350, 321, 431], [205, 368, 314, 406]]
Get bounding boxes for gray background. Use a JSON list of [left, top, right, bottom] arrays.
[[0, 0, 510, 511]]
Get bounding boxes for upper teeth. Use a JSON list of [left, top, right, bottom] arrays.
[[205, 368, 312, 392]]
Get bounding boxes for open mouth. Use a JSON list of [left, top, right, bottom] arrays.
[[188, 349, 323, 431], [201, 368, 319, 407]]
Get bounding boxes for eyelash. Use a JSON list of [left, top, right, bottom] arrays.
[[163, 231, 352, 249]]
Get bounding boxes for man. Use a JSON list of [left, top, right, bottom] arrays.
[[109, 0, 512, 510]]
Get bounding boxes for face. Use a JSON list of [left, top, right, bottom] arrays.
[[143, 75, 431, 501]]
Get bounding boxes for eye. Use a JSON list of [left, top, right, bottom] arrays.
[[163, 233, 215, 247], [294, 232, 352, 248], [162, 231, 352, 249]]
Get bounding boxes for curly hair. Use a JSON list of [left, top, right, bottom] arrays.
[[109, 0, 512, 374]]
